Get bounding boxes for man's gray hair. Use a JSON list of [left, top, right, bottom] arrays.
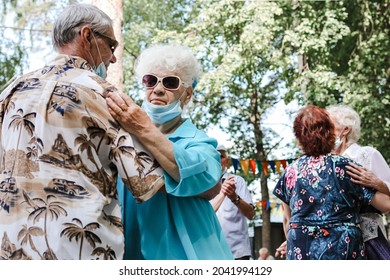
[[326, 104, 361, 145], [134, 43, 201, 89], [52, 3, 113, 51]]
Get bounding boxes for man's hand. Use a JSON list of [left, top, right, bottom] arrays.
[[221, 176, 237, 200]]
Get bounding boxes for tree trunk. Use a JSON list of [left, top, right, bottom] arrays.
[[251, 89, 272, 251], [260, 172, 271, 250], [91, 0, 124, 92]]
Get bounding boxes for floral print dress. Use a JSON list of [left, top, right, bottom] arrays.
[[273, 154, 376, 260]]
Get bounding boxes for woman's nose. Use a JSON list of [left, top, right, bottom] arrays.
[[153, 81, 165, 95]]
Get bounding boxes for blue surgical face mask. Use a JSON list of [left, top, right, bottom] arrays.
[[142, 92, 185, 124], [94, 62, 107, 79], [334, 131, 344, 151], [90, 33, 107, 80]]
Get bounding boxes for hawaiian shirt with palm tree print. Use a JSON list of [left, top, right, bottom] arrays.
[[0, 54, 164, 260]]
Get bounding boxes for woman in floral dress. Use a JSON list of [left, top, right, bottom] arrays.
[[273, 105, 390, 260]]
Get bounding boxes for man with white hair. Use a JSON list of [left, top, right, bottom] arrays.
[[211, 144, 255, 259], [0, 3, 163, 259]]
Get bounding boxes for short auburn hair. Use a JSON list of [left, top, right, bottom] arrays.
[[293, 105, 335, 156]]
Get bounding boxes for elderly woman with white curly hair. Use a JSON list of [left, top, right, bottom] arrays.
[[327, 104, 390, 260], [106, 43, 233, 260]]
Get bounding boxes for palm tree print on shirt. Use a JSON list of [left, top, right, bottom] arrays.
[[109, 135, 135, 183], [74, 133, 110, 195], [17, 224, 45, 259], [92, 245, 116, 260], [8, 109, 36, 176], [61, 218, 102, 260], [22, 190, 67, 260], [84, 107, 117, 153]]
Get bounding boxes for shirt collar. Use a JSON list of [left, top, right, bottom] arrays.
[[50, 54, 94, 72], [342, 143, 360, 159], [167, 118, 196, 139]]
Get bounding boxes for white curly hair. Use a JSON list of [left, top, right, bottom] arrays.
[[326, 104, 361, 145], [134, 43, 201, 89]]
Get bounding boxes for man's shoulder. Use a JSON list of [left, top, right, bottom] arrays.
[[345, 143, 382, 163], [45, 54, 116, 92], [233, 174, 246, 181]]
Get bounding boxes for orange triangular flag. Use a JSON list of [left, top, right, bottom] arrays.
[[240, 159, 249, 175], [249, 159, 257, 176], [276, 160, 282, 175], [261, 161, 269, 177]]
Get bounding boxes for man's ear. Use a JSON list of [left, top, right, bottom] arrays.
[[80, 26, 93, 47]]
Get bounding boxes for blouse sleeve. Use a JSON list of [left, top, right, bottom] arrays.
[[164, 136, 222, 197], [273, 171, 289, 204]]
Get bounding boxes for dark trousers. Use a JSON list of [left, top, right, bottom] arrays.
[[365, 227, 390, 260]]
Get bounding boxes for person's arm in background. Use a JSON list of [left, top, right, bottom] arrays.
[[370, 191, 390, 214], [275, 203, 290, 259], [220, 176, 255, 219], [210, 191, 225, 211], [234, 175, 255, 219], [200, 180, 221, 200]]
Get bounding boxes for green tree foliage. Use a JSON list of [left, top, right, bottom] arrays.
[[0, 0, 77, 90], [342, 0, 389, 162], [281, 0, 389, 161], [0, 0, 25, 90], [0, 28, 24, 90]]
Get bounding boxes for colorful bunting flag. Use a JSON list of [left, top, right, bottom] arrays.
[[287, 158, 294, 165], [256, 160, 262, 174], [240, 159, 249, 175], [228, 155, 295, 178], [231, 158, 240, 173], [255, 200, 282, 211], [249, 159, 257, 176], [275, 160, 282, 175], [268, 161, 276, 174], [261, 161, 269, 177]]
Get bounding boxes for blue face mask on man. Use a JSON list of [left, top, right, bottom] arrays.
[[94, 62, 107, 79], [89, 33, 107, 80], [142, 92, 186, 124]]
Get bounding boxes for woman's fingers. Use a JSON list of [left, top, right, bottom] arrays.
[[106, 91, 133, 115], [346, 162, 376, 188]]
